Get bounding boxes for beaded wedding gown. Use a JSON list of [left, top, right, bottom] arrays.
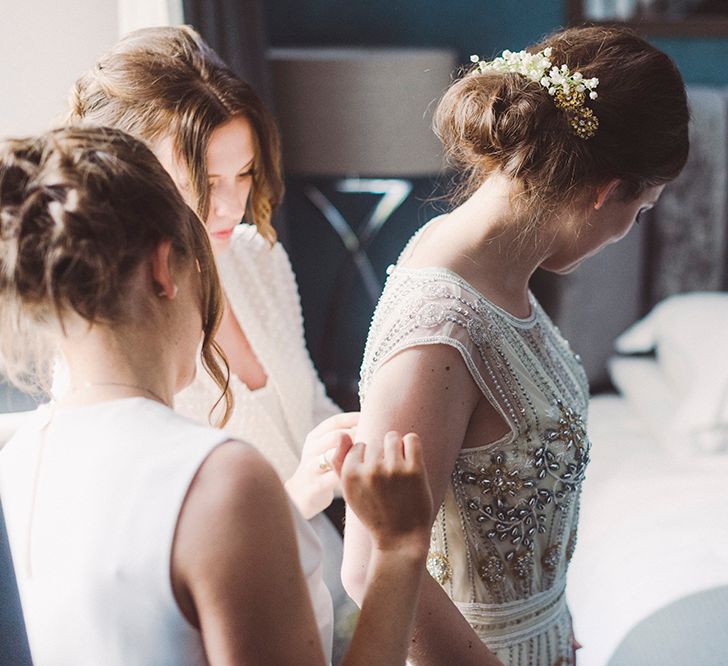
[[360, 222, 591, 665]]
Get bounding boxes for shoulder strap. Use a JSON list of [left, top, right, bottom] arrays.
[[360, 268, 500, 409]]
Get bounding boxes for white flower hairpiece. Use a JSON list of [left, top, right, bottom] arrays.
[[469, 47, 600, 140]]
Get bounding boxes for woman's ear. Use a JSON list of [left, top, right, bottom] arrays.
[[150, 239, 178, 299], [594, 179, 621, 210]]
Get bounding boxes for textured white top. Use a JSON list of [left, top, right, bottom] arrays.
[[0, 397, 333, 665], [175, 224, 340, 480]]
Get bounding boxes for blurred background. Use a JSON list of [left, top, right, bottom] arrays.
[[1, 1, 727, 665], [2, 0, 727, 408]]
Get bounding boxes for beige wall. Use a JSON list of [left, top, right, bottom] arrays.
[[0, 0, 119, 137]]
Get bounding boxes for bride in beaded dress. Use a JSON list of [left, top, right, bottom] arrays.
[[342, 26, 689, 666]]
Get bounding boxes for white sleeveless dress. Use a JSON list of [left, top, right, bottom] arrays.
[[174, 224, 357, 656], [0, 397, 333, 665], [360, 224, 590, 665]]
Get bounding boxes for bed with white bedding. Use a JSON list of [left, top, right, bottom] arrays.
[[566, 294, 728, 666]]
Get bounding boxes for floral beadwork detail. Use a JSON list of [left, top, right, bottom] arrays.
[[541, 543, 561, 571], [556, 401, 587, 451], [478, 555, 505, 586], [416, 302, 446, 328], [422, 281, 451, 299], [427, 551, 452, 585], [536, 401, 589, 491], [510, 551, 534, 579], [457, 400, 589, 585], [467, 317, 489, 347], [402, 296, 425, 318], [462, 452, 533, 501], [460, 449, 542, 552]]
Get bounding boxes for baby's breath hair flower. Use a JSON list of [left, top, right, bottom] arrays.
[[470, 48, 600, 139]]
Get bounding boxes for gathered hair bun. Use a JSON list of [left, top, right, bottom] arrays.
[[434, 26, 689, 224], [0, 127, 233, 424], [0, 138, 123, 324], [435, 68, 579, 191], [0, 128, 197, 392]]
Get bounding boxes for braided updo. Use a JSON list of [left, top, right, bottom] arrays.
[[434, 26, 689, 230], [0, 126, 232, 424]]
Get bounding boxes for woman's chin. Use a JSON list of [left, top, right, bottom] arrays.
[[540, 257, 583, 275]]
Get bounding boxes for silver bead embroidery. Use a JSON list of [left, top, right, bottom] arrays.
[[416, 301, 446, 328], [359, 265, 590, 657]]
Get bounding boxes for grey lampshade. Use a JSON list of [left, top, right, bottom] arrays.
[[268, 47, 457, 177]]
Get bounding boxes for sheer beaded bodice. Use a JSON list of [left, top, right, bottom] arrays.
[[360, 256, 590, 663]]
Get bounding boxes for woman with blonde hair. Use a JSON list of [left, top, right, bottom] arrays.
[[66, 25, 358, 647], [0, 126, 433, 665], [342, 26, 689, 665]]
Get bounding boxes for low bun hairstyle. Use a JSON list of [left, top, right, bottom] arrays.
[[435, 26, 689, 228], [0, 126, 232, 425], [67, 25, 283, 245]]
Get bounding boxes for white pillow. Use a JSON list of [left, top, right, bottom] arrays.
[[614, 292, 728, 455], [608, 356, 678, 440]]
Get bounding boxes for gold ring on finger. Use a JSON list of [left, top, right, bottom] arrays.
[[318, 452, 332, 473]]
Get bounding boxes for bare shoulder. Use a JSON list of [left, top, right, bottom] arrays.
[[172, 444, 325, 663], [363, 344, 481, 435], [172, 440, 295, 615], [188, 440, 284, 519]]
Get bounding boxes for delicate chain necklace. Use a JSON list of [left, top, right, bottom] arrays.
[[70, 381, 170, 407]]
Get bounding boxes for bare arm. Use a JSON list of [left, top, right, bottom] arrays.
[[173, 432, 434, 666], [338, 432, 432, 666], [342, 345, 503, 665], [173, 441, 327, 665]]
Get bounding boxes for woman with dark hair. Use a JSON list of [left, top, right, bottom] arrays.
[[343, 26, 690, 665], [0, 126, 432, 665]]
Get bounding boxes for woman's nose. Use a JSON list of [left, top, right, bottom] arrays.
[[212, 182, 246, 220]]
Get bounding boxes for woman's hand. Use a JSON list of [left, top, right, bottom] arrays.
[[285, 412, 358, 519], [339, 431, 433, 556]]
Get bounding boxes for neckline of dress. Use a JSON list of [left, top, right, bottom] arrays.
[[393, 216, 538, 326], [50, 395, 166, 416], [393, 263, 539, 327], [229, 372, 273, 396], [215, 229, 276, 398]]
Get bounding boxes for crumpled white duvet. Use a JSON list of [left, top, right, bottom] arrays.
[[566, 395, 728, 666]]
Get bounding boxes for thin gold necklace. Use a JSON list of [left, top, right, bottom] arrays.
[[70, 381, 170, 407]]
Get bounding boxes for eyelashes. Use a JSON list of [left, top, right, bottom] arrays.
[[206, 171, 254, 191]]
